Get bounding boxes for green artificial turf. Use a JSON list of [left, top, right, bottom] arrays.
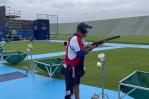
[[56, 34, 149, 44], [3, 41, 65, 54], [2, 35, 149, 90], [8, 48, 149, 90], [82, 48, 149, 90]]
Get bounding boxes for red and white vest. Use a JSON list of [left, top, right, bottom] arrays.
[[64, 33, 85, 68]]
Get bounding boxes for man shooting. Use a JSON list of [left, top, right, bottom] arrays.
[[64, 23, 96, 99]]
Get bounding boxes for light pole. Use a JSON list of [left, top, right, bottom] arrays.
[[98, 53, 106, 99], [91, 53, 109, 99], [26, 43, 34, 74]]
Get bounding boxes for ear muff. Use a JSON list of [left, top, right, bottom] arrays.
[[77, 23, 92, 34], [79, 26, 87, 34]]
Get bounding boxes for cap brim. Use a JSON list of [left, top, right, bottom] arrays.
[[86, 25, 92, 29]]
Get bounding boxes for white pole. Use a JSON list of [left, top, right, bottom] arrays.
[[98, 53, 106, 99]]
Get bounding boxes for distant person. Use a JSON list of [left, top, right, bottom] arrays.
[[64, 23, 96, 99]]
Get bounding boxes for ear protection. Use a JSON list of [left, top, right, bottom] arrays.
[[77, 23, 92, 34]]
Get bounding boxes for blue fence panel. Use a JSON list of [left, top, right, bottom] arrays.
[[16, 30, 33, 39], [33, 19, 50, 40]]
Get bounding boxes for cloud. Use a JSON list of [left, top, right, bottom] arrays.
[[0, 0, 5, 5], [3, 0, 149, 23]]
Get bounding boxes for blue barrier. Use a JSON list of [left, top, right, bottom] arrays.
[[16, 30, 33, 39], [0, 27, 5, 40]]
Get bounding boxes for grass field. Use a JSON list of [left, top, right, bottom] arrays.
[[3, 41, 65, 54], [56, 34, 149, 44], [83, 48, 149, 90], [4, 40, 149, 90]]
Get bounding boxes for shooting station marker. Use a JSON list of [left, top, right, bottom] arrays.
[[0, 71, 28, 82]]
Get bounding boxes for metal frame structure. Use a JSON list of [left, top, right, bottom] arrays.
[[37, 14, 49, 20], [118, 71, 149, 99], [32, 60, 63, 78], [48, 15, 59, 37], [5, 7, 22, 39], [36, 14, 59, 39]]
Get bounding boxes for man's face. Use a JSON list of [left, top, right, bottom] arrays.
[[82, 33, 88, 38]]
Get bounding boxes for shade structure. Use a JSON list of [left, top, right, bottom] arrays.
[[2, 51, 27, 64], [34, 58, 64, 77], [119, 71, 149, 99]]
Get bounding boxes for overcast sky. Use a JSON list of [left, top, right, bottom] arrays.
[[1, 0, 149, 23]]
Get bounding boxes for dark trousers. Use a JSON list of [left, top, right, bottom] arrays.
[[64, 66, 81, 99], [64, 58, 85, 99]]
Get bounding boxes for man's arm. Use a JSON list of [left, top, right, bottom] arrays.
[[70, 36, 96, 57], [76, 50, 88, 57], [76, 45, 96, 57]]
